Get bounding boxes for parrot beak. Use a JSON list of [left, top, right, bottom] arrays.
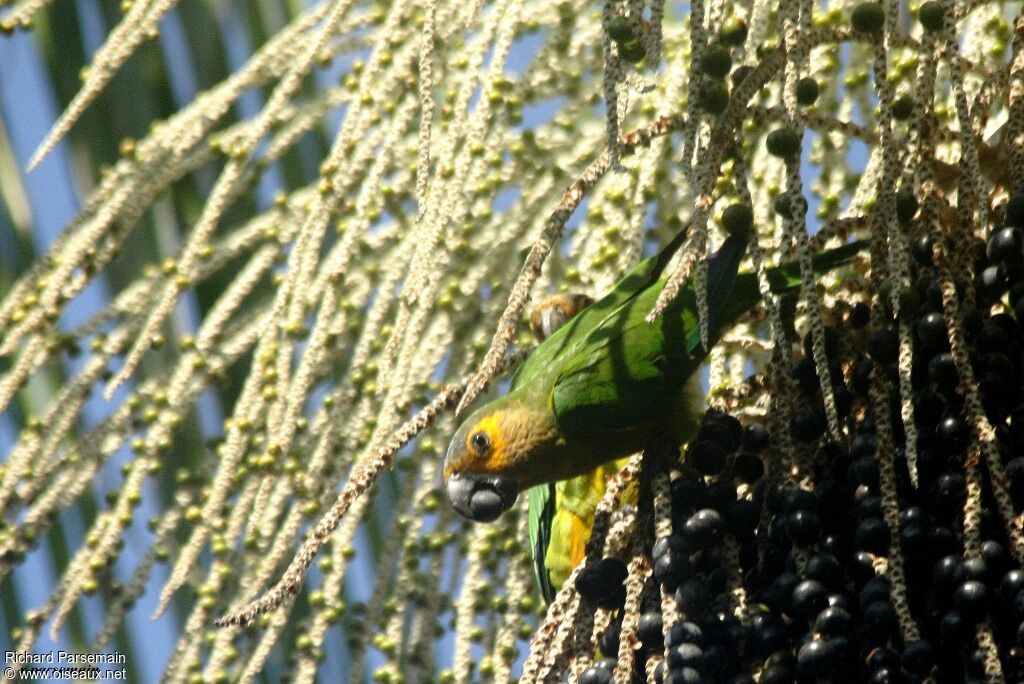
[[446, 471, 519, 523]]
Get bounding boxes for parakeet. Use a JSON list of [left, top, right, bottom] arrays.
[[443, 232, 865, 535]]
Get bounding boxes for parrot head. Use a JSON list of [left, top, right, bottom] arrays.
[[444, 396, 562, 523]]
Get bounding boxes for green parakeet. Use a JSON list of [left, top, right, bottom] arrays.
[[443, 231, 864, 596]]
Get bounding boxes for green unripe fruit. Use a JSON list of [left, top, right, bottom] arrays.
[[719, 17, 748, 47], [699, 82, 730, 114], [918, 1, 944, 31], [700, 46, 733, 79], [892, 95, 914, 120], [607, 16, 634, 43], [766, 127, 802, 159], [795, 78, 820, 106], [851, 2, 886, 34], [731, 65, 755, 88], [619, 39, 646, 63], [774, 194, 793, 218], [722, 203, 754, 238]]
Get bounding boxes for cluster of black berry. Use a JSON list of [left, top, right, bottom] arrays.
[[572, 193, 1024, 683], [574, 411, 768, 684]]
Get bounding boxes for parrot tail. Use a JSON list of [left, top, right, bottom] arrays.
[[764, 240, 867, 294], [716, 239, 867, 328]]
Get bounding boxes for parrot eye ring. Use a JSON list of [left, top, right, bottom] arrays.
[[470, 431, 491, 455]]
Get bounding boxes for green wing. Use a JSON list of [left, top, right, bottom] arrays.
[[510, 230, 688, 392], [527, 483, 557, 603], [528, 463, 627, 603], [551, 239, 867, 437], [551, 234, 750, 436], [716, 239, 868, 325]]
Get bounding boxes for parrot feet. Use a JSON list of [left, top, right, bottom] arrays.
[[529, 293, 594, 342]]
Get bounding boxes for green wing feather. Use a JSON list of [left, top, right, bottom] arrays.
[[715, 239, 868, 325], [528, 483, 557, 603], [529, 464, 626, 604], [511, 230, 688, 393], [551, 239, 866, 437], [551, 234, 750, 436], [526, 237, 865, 603]]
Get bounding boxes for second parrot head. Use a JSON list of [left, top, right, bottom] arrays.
[[444, 395, 560, 523]]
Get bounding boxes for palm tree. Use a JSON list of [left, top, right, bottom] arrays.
[[1, 0, 1022, 681]]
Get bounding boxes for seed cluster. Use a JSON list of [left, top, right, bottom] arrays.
[[545, 194, 1024, 684], [0, 0, 1021, 679]]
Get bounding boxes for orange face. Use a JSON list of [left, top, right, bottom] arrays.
[[444, 414, 511, 480], [446, 401, 565, 511], [444, 409, 527, 523]]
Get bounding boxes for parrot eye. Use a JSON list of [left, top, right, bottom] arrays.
[[470, 431, 491, 455]]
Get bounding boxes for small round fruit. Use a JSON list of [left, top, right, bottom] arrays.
[[855, 517, 891, 555], [618, 39, 646, 63], [575, 557, 628, 608], [667, 642, 705, 671], [675, 578, 713, 617], [666, 620, 704, 648], [579, 666, 613, 684], [699, 81, 730, 115], [987, 226, 1023, 265], [700, 45, 733, 79], [722, 203, 753, 238], [773, 194, 793, 218], [863, 601, 899, 640], [652, 537, 689, 591], [790, 579, 829, 619], [766, 127, 801, 159], [637, 612, 664, 652], [927, 352, 959, 393], [866, 328, 898, 364], [719, 17, 748, 46], [607, 15, 634, 42], [688, 440, 727, 475], [901, 640, 937, 676], [851, 2, 885, 34], [796, 639, 837, 678], [936, 415, 970, 456], [815, 606, 853, 637], [912, 234, 934, 265], [786, 510, 823, 547], [684, 509, 724, 548], [742, 423, 769, 451], [953, 580, 989, 622], [733, 453, 764, 483], [699, 412, 743, 452], [795, 77, 820, 105], [892, 95, 914, 120], [918, 1, 944, 31]]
